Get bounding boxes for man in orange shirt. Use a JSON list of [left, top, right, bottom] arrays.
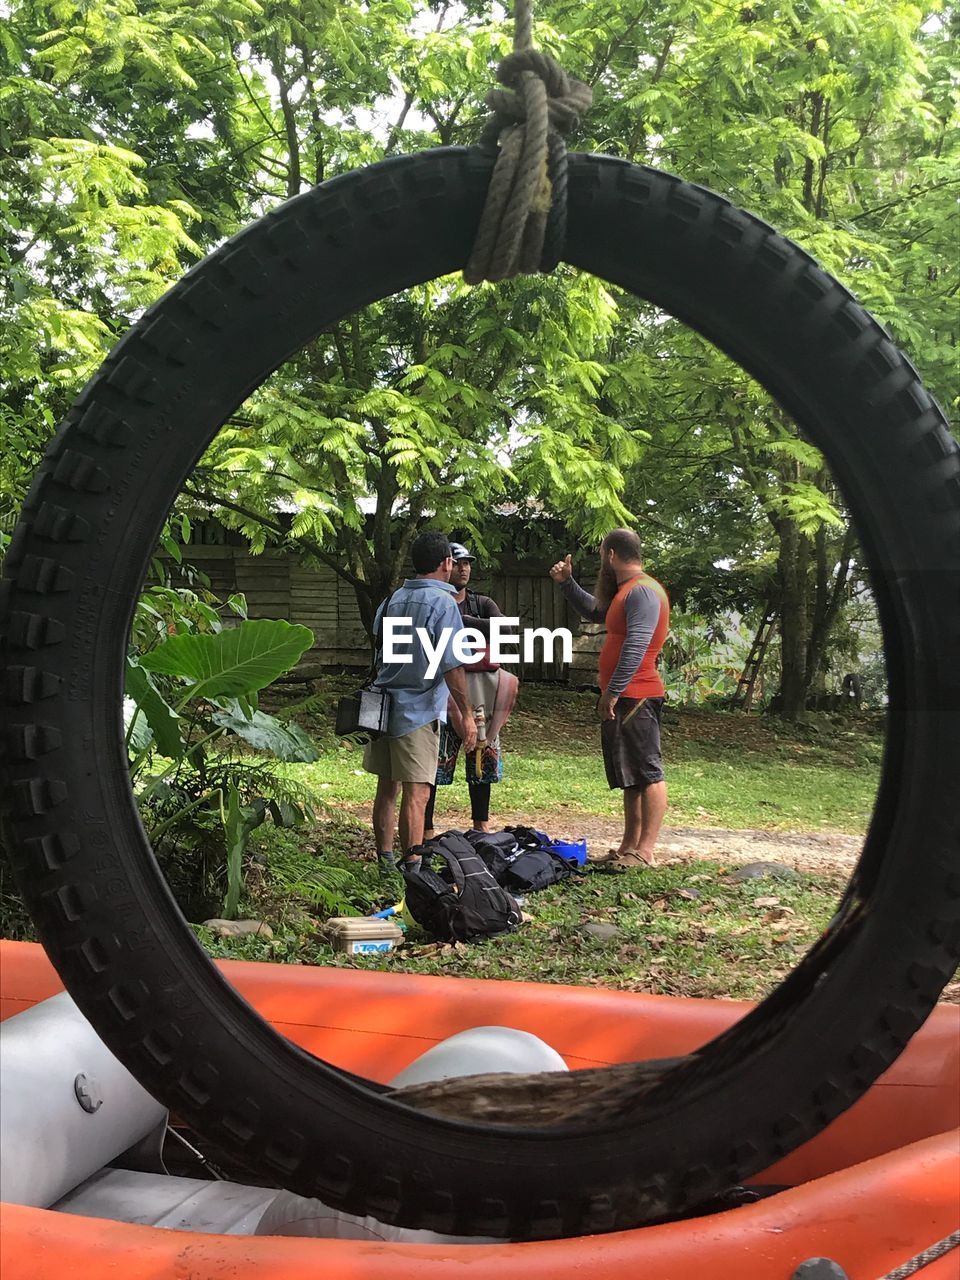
[[550, 529, 670, 867]]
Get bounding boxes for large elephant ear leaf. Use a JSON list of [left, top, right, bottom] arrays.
[[125, 659, 185, 759], [140, 619, 314, 702], [212, 702, 319, 763]]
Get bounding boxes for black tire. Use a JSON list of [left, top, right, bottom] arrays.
[[1, 148, 958, 1240]]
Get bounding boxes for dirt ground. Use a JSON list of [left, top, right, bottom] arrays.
[[368, 803, 865, 885], [335, 800, 958, 1003], [338, 798, 863, 876], [506, 815, 864, 876]]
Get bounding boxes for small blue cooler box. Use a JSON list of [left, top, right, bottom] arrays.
[[547, 838, 588, 865]]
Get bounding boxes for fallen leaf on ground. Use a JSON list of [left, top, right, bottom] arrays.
[[763, 907, 795, 923]]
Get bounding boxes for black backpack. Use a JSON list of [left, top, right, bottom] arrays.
[[464, 829, 522, 883], [402, 833, 522, 943], [497, 826, 576, 893], [500, 847, 573, 893]]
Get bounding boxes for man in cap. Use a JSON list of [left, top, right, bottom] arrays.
[[364, 531, 477, 871], [423, 542, 518, 838]]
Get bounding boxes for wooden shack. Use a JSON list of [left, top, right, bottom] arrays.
[[168, 526, 601, 685]]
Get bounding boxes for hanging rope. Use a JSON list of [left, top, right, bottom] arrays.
[[876, 1229, 960, 1280], [464, 0, 592, 283]]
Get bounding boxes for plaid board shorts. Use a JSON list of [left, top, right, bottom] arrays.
[[436, 721, 504, 786], [600, 696, 665, 790]]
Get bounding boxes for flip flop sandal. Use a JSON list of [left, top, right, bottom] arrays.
[[587, 848, 621, 864], [607, 852, 655, 869]]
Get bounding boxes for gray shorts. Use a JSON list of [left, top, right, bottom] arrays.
[[601, 697, 665, 790], [363, 720, 440, 785]]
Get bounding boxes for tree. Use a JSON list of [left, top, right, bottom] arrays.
[[3, 0, 955, 716], [565, 0, 958, 716], [187, 269, 641, 632], [1, 0, 252, 519]]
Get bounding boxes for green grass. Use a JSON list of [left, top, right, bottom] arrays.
[[284, 683, 883, 835], [205, 686, 885, 1002], [202, 832, 847, 1003], [2, 682, 890, 1004]]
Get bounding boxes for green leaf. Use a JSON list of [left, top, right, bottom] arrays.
[[140, 619, 314, 702], [211, 702, 319, 762], [268, 798, 305, 828], [221, 789, 268, 920], [765, 437, 825, 468], [124, 659, 184, 759], [123, 697, 154, 755], [160, 528, 182, 563]]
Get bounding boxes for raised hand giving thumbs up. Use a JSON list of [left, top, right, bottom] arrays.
[[549, 553, 573, 583]]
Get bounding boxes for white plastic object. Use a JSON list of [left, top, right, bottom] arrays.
[[389, 1025, 568, 1088], [0, 992, 167, 1208]]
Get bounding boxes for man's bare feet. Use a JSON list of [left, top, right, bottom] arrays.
[[603, 848, 657, 868], [589, 845, 656, 865]]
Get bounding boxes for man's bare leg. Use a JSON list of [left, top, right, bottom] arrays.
[[635, 780, 667, 865], [398, 781, 432, 853], [373, 777, 399, 866], [608, 782, 666, 865], [617, 785, 645, 855]]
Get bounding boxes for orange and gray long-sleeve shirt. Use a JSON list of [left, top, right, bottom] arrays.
[[561, 571, 670, 698]]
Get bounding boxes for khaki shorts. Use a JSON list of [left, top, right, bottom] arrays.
[[363, 721, 440, 785]]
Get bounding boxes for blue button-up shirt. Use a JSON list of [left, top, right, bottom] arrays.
[[373, 578, 467, 738]]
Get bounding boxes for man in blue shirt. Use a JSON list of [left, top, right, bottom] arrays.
[[364, 531, 477, 868]]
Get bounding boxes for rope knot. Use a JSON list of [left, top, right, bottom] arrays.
[[464, 4, 593, 285], [487, 50, 592, 137]]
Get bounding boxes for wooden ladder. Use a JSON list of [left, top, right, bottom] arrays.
[[732, 604, 778, 711]]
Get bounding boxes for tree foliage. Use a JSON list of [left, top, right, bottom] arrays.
[[2, 0, 956, 714]]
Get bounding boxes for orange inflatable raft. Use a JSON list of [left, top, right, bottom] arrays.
[[1, 939, 957, 1279]]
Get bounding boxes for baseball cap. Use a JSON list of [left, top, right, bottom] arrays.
[[449, 542, 475, 562]]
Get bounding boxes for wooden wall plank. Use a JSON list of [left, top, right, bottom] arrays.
[[235, 558, 291, 620], [167, 543, 612, 682]]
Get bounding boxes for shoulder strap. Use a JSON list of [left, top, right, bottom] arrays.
[[429, 841, 467, 895], [369, 593, 395, 680]]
